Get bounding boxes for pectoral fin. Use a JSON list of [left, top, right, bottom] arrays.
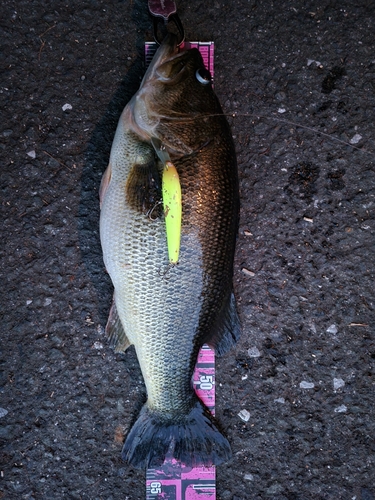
[[106, 296, 131, 353], [126, 157, 162, 216]]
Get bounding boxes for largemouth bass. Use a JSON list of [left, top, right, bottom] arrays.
[[99, 34, 240, 469]]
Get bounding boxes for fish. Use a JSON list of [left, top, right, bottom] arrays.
[[99, 33, 241, 469]]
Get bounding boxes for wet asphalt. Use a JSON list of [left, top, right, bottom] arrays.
[[1, 0, 375, 498]]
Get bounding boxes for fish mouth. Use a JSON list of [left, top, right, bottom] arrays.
[[140, 33, 184, 89], [126, 34, 192, 143]]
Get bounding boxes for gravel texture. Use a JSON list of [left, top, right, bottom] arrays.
[[1, 0, 375, 499]]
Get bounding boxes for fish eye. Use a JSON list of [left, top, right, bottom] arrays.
[[195, 68, 212, 85]]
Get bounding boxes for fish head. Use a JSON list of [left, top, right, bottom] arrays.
[[128, 34, 220, 156]]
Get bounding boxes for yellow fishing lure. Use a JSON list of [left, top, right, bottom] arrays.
[[162, 161, 182, 264]]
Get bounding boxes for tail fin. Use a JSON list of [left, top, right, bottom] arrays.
[[122, 397, 231, 469]]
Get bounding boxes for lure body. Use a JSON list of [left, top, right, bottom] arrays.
[[162, 161, 182, 264]]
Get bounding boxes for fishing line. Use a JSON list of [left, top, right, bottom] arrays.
[[147, 110, 374, 157], [229, 112, 375, 158], [145, 112, 375, 156]]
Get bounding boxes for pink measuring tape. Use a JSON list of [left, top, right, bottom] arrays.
[[144, 41, 214, 80], [146, 345, 216, 500], [144, 39, 216, 500]]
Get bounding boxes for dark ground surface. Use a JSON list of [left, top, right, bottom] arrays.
[[1, 0, 375, 498]]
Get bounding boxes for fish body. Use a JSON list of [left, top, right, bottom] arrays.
[[99, 34, 240, 469]]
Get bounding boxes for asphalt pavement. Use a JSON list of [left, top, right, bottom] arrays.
[[1, 0, 375, 498]]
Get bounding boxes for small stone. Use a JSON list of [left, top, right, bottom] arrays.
[[43, 298, 52, 306], [93, 341, 104, 350], [334, 404, 347, 413], [26, 300, 32, 305], [307, 59, 320, 66], [244, 473, 254, 481], [349, 133, 362, 144], [238, 409, 250, 422], [274, 397, 285, 404], [333, 378, 345, 390], [62, 103, 73, 111], [248, 347, 261, 358], [242, 268, 255, 277], [327, 324, 338, 334], [27, 150, 36, 159], [300, 381, 315, 389], [0, 408, 8, 418], [278, 107, 286, 113], [85, 315, 94, 326]]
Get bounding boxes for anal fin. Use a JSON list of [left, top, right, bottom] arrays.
[[106, 296, 131, 353]]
